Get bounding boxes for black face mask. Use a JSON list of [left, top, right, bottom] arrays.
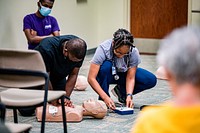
[[64, 56, 76, 64]]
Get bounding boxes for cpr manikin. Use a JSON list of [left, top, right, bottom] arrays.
[[36, 99, 107, 122], [66, 75, 89, 91], [155, 66, 168, 80], [82, 99, 107, 119], [36, 105, 83, 122], [74, 75, 89, 91]]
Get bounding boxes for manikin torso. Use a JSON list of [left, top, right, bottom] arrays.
[[36, 99, 107, 122]]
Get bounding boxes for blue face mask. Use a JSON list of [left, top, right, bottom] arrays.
[[39, 3, 52, 17]]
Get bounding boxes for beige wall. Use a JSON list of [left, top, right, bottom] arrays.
[[191, 0, 200, 26], [0, 0, 199, 53]]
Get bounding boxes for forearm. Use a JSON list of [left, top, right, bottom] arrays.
[[126, 77, 135, 108], [32, 31, 60, 43], [88, 77, 115, 109], [126, 77, 135, 94], [29, 35, 53, 44], [65, 75, 77, 97], [88, 63, 114, 108], [88, 78, 109, 100], [24, 29, 56, 44], [52, 31, 60, 36]]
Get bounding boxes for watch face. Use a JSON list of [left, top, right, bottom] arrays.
[[126, 94, 133, 99]]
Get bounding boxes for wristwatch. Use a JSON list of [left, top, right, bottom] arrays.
[[126, 93, 133, 99]]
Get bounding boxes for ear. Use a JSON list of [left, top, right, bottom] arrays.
[[37, 2, 40, 8], [112, 41, 115, 48], [165, 69, 172, 80], [82, 108, 86, 113], [91, 110, 98, 115], [165, 70, 178, 96]]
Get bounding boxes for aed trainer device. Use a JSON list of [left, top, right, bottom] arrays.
[[114, 107, 134, 115]]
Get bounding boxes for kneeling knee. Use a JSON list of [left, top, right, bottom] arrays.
[[146, 74, 157, 88], [99, 61, 112, 74]]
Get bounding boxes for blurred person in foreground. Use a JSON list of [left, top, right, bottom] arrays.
[[131, 26, 200, 133]]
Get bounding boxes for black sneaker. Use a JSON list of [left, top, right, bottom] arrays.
[[111, 85, 126, 103], [18, 107, 36, 116]]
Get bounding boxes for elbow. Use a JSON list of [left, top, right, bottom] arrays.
[[87, 76, 91, 85], [27, 38, 36, 44], [27, 36, 40, 44], [28, 40, 34, 44], [87, 75, 93, 85]]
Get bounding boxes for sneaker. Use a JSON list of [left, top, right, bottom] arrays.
[[18, 107, 36, 116], [111, 85, 126, 103]]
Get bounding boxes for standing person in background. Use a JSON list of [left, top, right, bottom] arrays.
[[131, 26, 200, 133], [88, 28, 157, 110], [23, 0, 60, 49]]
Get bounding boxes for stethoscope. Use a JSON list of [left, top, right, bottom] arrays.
[[112, 55, 120, 80], [111, 48, 132, 81]]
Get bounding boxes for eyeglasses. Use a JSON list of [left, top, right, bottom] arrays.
[[114, 49, 129, 56]]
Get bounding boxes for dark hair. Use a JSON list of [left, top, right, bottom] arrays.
[[39, 0, 55, 2], [113, 28, 134, 49], [65, 38, 87, 59]]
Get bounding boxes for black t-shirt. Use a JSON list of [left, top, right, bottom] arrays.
[[35, 35, 85, 81]]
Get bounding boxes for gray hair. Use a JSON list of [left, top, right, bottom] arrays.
[[157, 26, 200, 86]]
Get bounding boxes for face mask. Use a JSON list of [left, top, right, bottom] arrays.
[[39, 3, 52, 16]]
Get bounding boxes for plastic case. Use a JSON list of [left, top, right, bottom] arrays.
[[114, 107, 134, 115]]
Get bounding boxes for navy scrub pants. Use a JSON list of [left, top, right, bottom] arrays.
[[97, 60, 157, 100]]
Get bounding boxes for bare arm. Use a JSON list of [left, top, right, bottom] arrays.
[[88, 63, 115, 109], [126, 66, 137, 108], [65, 67, 80, 97], [24, 29, 60, 44], [52, 30, 60, 36]]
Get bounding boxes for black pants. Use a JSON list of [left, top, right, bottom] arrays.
[[18, 78, 66, 116], [18, 86, 42, 116], [0, 103, 6, 122]]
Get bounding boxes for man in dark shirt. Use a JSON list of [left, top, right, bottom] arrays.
[[18, 35, 87, 116], [36, 34, 87, 99]]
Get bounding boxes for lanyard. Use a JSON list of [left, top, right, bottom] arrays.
[[111, 50, 119, 80]]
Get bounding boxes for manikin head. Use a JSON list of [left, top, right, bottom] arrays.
[[74, 75, 88, 91], [156, 66, 168, 80], [82, 99, 107, 119]]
